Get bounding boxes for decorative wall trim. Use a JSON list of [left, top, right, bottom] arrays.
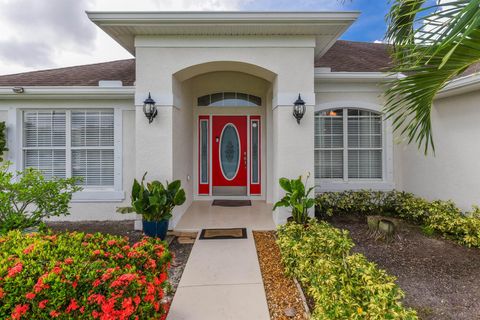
[[314, 71, 399, 82], [0, 86, 135, 100]]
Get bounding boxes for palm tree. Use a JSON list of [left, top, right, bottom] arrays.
[[385, 0, 480, 154]]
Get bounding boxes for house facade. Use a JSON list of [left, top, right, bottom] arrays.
[[0, 11, 479, 229]]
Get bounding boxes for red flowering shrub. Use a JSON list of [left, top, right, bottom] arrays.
[[0, 231, 171, 320]]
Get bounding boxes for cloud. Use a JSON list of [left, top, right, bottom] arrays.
[[0, 39, 54, 68], [92, 0, 250, 11], [2, 0, 97, 51], [0, 0, 348, 75]]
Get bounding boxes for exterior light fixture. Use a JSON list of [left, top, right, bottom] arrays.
[[143, 92, 157, 124], [293, 94, 306, 124], [12, 87, 24, 94]]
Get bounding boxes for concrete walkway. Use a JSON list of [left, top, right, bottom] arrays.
[[167, 229, 270, 320]]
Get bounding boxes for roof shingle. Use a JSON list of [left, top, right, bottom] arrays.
[[315, 40, 392, 72], [0, 41, 395, 87], [0, 59, 135, 87]]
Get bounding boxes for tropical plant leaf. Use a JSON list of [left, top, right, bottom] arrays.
[[116, 206, 134, 214], [279, 178, 292, 193], [167, 180, 181, 193], [385, 0, 480, 154], [173, 189, 186, 206]]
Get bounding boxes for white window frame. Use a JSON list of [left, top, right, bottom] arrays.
[[18, 108, 124, 202], [315, 102, 394, 192]]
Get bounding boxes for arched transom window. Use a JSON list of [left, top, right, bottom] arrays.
[[315, 108, 383, 182], [197, 92, 261, 107]]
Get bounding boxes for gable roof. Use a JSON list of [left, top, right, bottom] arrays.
[[0, 59, 135, 87], [315, 40, 392, 72], [0, 40, 393, 87]]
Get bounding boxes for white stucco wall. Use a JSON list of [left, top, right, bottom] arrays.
[[398, 91, 480, 210], [0, 99, 136, 221], [171, 78, 194, 226]]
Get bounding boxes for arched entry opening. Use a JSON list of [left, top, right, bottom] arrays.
[[171, 61, 276, 201]]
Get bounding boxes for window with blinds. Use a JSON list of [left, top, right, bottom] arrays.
[[71, 111, 114, 187], [23, 109, 115, 188], [315, 108, 383, 182], [23, 111, 66, 179]]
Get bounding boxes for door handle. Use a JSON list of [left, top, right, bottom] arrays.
[[244, 152, 247, 167]]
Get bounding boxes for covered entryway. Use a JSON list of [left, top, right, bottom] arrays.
[[172, 64, 272, 206]]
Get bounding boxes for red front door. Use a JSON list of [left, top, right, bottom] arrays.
[[212, 116, 247, 194]]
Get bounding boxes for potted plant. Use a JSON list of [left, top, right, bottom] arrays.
[[273, 174, 315, 225], [118, 173, 186, 239]]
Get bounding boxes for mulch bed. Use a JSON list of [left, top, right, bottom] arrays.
[[329, 215, 480, 320], [253, 231, 308, 320], [46, 220, 193, 296]]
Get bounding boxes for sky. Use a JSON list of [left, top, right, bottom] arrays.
[[0, 0, 392, 76]]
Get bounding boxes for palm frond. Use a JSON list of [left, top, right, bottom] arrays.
[[385, 0, 480, 154]]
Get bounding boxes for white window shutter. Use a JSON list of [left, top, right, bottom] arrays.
[[71, 110, 115, 187], [23, 111, 66, 178]]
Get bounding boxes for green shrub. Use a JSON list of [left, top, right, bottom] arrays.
[[0, 164, 81, 234], [316, 190, 480, 248], [0, 121, 7, 162], [277, 220, 417, 319], [0, 231, 171, 319]]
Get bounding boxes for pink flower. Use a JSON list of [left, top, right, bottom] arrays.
[[11, 304, 29, 320], [51, 266, 62, 275], [25, 292, 36, 300], [39, 300, 48, 309], [23, 244, 35, 254], [49, 310, 60, 317], [7, 263, 23, 278], [66, 299, 79, 313], [64, 258, 74, 265]]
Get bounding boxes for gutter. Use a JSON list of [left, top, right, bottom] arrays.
[[314, 69, 400, 82], [436, 73, 480, 99], [0, 86, 135, 100]]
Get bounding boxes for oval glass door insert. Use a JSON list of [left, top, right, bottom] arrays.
[[220, 124, 240, 180]]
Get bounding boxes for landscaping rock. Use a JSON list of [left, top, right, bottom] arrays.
[[284, 307, 297, 318], [253, 231, 308, 320]]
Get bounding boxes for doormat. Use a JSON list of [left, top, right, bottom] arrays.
[[212, 200, 252, 207], [199, 228, 247, 240]]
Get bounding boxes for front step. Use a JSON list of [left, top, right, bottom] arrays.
[[168, 231, 198, 244]]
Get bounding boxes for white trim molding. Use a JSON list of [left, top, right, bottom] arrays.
[[0, 86, 135, 100], [87, 11, 359, 57], [437, 73, 480, 99], [315, 71, 400, 82]]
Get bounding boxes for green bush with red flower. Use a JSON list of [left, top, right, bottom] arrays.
[[0, 230, 172, 320]]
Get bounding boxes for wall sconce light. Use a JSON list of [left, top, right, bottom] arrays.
[[12, 87, 24, 94], [143, 92, 157, 124], [293, 94, 306, 124]]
